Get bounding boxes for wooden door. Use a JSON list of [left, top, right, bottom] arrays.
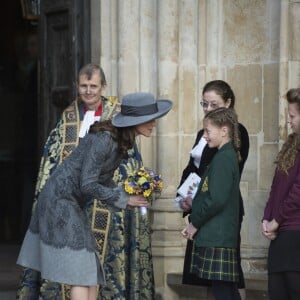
[[38, 0, 91, 147]]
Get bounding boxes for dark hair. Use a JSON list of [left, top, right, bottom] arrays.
[[286, 88, 300, 109], [89, 120, 135, 158], [202, 80, 235, 108], [204, 107, 241, 161], [276, 88, 300, 173], [78, 63, 107, 86]]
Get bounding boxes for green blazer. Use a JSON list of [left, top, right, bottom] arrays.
[[190, 142, 240, 248]]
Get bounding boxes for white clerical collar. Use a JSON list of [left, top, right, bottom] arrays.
[[78, 110, 101, 138]]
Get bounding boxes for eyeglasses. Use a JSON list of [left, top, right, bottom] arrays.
[[200, 101, 219, 110]]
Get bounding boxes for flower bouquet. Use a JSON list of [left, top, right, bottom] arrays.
[[124, 167, 163, 215]]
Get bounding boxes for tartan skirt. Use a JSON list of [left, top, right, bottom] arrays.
[[190, 246, 239, 282]]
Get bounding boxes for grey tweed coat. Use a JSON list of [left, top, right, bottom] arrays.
[[17, 131, 129, 286]]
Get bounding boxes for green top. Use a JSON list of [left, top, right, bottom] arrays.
[[190, 142, 240, 248]]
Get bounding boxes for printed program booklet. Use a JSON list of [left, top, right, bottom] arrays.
[[177, 172, 201, 199]]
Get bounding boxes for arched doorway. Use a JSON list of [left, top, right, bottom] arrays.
[[0, 0, 91, 295], [0, 0, 91, 245], [0, 1, 39, 244]]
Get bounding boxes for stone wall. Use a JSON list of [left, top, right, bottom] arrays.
[[91, 0, 300, 298]]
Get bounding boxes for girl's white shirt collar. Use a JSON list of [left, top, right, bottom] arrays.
[[190, 136, 207, 168]]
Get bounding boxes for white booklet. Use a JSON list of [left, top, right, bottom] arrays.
[[177, 172, 201, 199]]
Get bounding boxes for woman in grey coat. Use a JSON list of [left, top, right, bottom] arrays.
[[17, 92, 172, 300]]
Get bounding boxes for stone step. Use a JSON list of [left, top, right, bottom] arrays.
[[166, 272, 269, 300]]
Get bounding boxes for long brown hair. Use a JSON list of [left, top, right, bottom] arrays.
[[276, 88, 300, 173], [204, 107, 241, 161], [89, 120, 136, 158]]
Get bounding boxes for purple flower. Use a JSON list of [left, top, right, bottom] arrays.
[[142, 182, 150, 190]]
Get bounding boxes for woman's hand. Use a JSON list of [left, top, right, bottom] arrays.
[[261, 219, 278, 240], [127, 195, 149, 208], [181, 223, 197, 240], [266, 219, 279, 232]]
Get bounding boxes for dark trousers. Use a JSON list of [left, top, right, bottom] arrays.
[[268, 272, 300, 300], [211, 280, 241, 300]]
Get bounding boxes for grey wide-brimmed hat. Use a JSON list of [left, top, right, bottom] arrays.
[[112, 92, 173, 127]]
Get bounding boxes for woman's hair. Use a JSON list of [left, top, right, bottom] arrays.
[[202, 80, 235, 108], [276, 88, 300, 173], [204, 107, 241, 161], [89, 120, 135, 158], [78, 63, 107, 86]]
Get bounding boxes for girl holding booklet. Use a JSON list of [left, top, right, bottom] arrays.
[[181, 107, 242, 300], [177, 80, 249, 300]]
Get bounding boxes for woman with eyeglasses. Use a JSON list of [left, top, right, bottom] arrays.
[[178, 80, 249, 300]]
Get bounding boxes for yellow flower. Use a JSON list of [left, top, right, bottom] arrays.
[[125, 185, 134, 194], [143, 189, 151, 198]]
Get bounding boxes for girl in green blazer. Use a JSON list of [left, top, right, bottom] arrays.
[[181, 107, 242, 300]]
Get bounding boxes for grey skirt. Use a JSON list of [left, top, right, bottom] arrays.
[[17, 230, 105, 286]]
